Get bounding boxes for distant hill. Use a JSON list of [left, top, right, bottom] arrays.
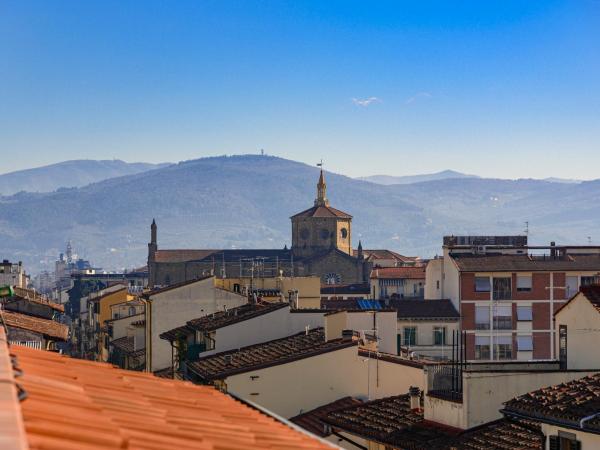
[[1, 155, 599, 273], [358, 170, 479, 185], [0, 160, 170, 195]]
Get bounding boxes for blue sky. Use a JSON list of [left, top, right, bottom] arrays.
[[1, 1, 599, 179]]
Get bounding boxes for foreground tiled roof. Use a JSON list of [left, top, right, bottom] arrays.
[[1, 311, 69, 341], [370, 266, 426, 279], [503, 373, 600, 432], [11, 287, 65, 313], [451, 418, 543, 450], [186, 302, 289, 333], [452, 253, 600, 272], [392, 299, 459, 319], [187, 328, 356, 381], [5, 336, 336, 450], [290, 397, 363, 437], [322, 394, 452, 449], [291, 205, 352, 219]]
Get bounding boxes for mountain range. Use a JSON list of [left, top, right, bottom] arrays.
[[357, 170, 479, 185], [0, 160, 170, 196], [1, 155, 598, 273]]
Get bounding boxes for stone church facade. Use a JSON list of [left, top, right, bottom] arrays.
[[147, 169, 371, 288]]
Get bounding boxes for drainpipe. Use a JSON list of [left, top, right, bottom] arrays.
[[580, 412, 600, 429], [139, 296, 151, 372]]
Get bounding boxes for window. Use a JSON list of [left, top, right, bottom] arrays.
[[493, 305, 513, 330], [475, 277, 491, 292], [516, 275, 532, 292], [403, 327, 417, 346], [475, 336, 490, 360], [436, 280, 440, 290], [494, 336, 513, 360], [129, 306, 136, 316], [493, 277, 512, 300], [565, 276, 578, 299], [475, 306, 490, 330], [517, 306, 533, 321], [516, 335, 533, 352], [433, 327, 446, 346], [549, 431, 581, 450], [581, 276, 597, 287]]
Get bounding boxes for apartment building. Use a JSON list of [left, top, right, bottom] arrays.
[[427, 236, 600, 362]]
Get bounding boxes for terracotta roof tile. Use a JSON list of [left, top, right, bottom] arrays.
[[290, 397, 363, 437], [291, 205, 352, 219], [370, 266, 426, 280], [187, 328, 356, 382], [322, 394, 453, 449], [6, 341, 336, 449], [10, 287, 65, 313], [503, 373, 600, 432], [452, 253, 600, 272], [186, 302, 289, 333], [2, 310, 69, 341], [451, 418, 543, 450], [109, 336, 135, 354]]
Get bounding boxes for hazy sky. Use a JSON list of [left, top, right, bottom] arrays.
[[1, 1, 599, 179]]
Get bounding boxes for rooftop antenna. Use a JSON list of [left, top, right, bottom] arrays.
[[524, 221, 529, 238], [588, 236, 592, 245], [260, 148, 264, 156]]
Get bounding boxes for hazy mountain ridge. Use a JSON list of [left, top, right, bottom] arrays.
[[358, 170, 479, 185], [0, 159, 171, 196], [1, 155, 599, 273]]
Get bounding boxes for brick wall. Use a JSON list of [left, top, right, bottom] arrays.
[[460, 273, 490, 301], [533, 331, 551, 359]]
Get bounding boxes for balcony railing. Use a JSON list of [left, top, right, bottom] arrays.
[[427, 363, 463, 402]]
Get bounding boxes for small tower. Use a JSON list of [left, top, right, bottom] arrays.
[[314, 168, 330, 207], [357, 240, 364, 260], [148, 219, 158, 261]]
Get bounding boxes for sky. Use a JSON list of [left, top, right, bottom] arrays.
[[1, 1, 599, 179]]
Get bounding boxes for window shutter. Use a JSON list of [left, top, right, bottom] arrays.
[[572, 440, 581, 450], [548, 435, 559, 450]]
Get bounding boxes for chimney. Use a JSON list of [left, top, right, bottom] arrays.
[[409, 386, 421, 411]]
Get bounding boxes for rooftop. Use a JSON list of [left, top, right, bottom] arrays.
[[1, 310, 69, 341], [503, 373, 600, 432], [9, 287, 64, 313], [291, 205, 352, 219], [451, 418, 543, 450], [370, 266, 426, 279], [320, 283, 370, 295], [290, 397, 363, 437], [109, 336, 144, 357], [1, 329, 335, 450], [391, 299, 459, 320], [187, 302, 289, 333], [354, 249, 419, 264], [322, 394, 452, 449], [555, 284, 600, 316], [186, 328, 356, 381], [451, 253, 600, 272]]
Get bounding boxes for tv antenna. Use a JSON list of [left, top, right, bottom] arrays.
[[524, 221, 529, 238]]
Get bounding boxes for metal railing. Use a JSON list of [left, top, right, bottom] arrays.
[[427, 330, 465, 402]]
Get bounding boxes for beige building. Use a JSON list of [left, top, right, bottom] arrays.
[[554, 285, 600, 370], [216, 275, 321, 308], [142, 276, 246, 372], [0, 259, 27, 288], [370, 266, 426, 300], [185, 326, 426, 419]]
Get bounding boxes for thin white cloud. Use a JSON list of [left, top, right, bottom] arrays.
[[405, 92, 432, 105], [352, 97, 382, 107]]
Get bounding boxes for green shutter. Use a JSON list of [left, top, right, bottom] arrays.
[[548, 435, 559, 450]]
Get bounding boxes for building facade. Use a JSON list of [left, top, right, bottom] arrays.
[[427, 236, 600, 362]]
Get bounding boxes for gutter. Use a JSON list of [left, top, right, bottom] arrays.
[[580, 412, 600, 429], [502, 409, 600, 436]]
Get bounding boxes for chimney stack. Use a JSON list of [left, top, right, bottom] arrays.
[[409, 386, 421, 411]]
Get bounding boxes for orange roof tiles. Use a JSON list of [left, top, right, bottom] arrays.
[[12, 287, 65, 313], [370, 266, 426, 279], [2, 310, 69, 341], [5, 339, 336, 450]]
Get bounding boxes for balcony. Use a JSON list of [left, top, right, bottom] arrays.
[[427, 363, 463, 402]]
